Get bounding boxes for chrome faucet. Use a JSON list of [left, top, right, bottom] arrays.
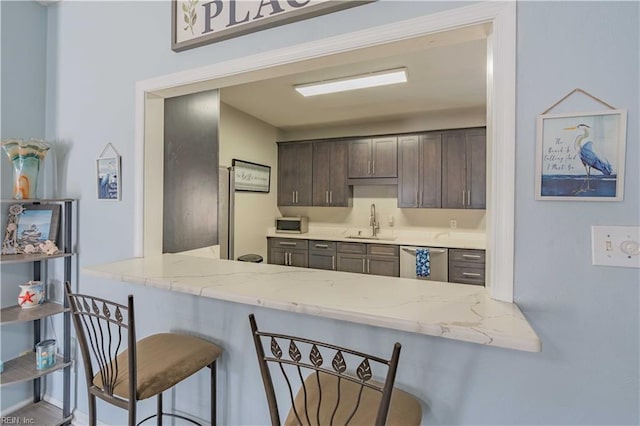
[[370, 203, 379, 237]]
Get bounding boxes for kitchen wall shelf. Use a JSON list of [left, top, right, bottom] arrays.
[[1, 252, 73, 264], [0, 352, 71, 386], [6, 400, 72, 426], [1, 302, 69, 325], [0, 199, 75, 425]]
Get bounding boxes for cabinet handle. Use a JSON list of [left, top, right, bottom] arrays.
[[467, 190, 471, 206], [315, 244, 329, 248], [462, 190, 466, 206], [372, 160, 375, 175], [295, 191, 299, 204], [325, 191, 329, 204], [367, 160, 371, 174], [288, 252, 292, 265], [462, 272, 481, 277], [279, 242, 297, 247], [329, 191, 332, 203], [462, 254, 481, 259], [332, 255, 335, 270], [367, 258, 370, 273], [292, 191, 295, 204], [362, 258, 366, 273]]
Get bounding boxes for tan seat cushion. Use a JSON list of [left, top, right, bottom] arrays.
[[93, 333, 222, 400], [284, 371, 422, 426]]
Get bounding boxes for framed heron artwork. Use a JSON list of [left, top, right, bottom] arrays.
[[535, 109, 627, 201]]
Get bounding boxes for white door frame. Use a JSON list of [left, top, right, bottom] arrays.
[[134, 2, 516, 302]]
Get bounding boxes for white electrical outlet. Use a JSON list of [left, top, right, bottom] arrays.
[[591, 225, 640, 268], [450, 219, 457, 229]]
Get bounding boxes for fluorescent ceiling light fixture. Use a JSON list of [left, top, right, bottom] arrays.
[[294, 68, 408, 97]]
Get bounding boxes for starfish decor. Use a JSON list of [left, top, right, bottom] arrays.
[[19, 291, 35, 306]]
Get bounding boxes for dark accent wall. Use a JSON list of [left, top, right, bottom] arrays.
[[163, 90, 219, 253]]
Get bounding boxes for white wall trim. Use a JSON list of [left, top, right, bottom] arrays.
[[133, 1, 516, 302]]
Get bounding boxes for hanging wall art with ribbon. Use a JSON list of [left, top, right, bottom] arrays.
[[96, 143, 122, 201], [535, 88, 627, 201]]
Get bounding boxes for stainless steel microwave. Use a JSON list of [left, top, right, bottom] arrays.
[[275, 216, 308, 234]]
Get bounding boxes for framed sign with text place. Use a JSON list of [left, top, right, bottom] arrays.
[[172, 0, 375, 52]]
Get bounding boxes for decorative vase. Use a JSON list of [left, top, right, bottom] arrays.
[[1, 139, 51, 200], [18, 280, 45, 309]]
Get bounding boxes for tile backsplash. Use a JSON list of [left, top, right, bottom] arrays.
[[278, 185, 486, 230]]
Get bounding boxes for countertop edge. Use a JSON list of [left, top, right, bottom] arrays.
[[82, 255, 540, 353]]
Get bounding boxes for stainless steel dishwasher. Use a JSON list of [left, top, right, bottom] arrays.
[[400, 246, 449, 282]]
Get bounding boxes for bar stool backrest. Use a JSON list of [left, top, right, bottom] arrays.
[[65, 282, 137, 412], [249, 314, 401, 426]]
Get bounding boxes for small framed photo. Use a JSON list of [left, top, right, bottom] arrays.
[[535, 109, 627, 201], [232, 159, 271, 193], [97, 156, 121, 200], [1, 203, 61, 254]]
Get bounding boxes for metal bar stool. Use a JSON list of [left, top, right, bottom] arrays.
[[65, 282, 222, 426], [249, 314, 422, 426]]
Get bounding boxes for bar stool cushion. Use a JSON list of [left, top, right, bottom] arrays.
[[285, 371, 422, 426], [93, 333, 222, 400]]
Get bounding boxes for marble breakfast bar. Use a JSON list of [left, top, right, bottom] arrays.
[[83, 253, 541, 353]]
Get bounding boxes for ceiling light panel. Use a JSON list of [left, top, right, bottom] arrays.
[[295, 68, 407, 97]]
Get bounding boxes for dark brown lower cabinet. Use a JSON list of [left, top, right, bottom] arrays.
[[268, 238, 308, 267], [308, 240, 337, 270], [448, 248, 485, 285], [336, 242, 399, 277]]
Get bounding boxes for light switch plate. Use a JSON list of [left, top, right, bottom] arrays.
[[591, 226, 640, 268]]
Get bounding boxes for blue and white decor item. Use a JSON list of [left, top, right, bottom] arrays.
[[415, 248, 431, 277], [35, 339, 56, 370], [18, 280, 45, 309]]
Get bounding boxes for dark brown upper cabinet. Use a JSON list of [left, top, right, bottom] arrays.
[[348, 136, 398, 179], [277, 142, 313, 206], [442, 128, 486, 209], [398, 133, 442, 208], [312, 140, 350, 206]]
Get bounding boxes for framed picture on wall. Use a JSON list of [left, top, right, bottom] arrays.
[[232, 159, 271, 193], [535, 109, 627, 201], [97, 143, 122, 201]]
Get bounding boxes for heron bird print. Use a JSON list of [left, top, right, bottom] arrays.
[[537, 109, 626, 201], [564, 123, 613, 193]]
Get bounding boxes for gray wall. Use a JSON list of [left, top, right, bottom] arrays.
[[1, 1, 637, 424]]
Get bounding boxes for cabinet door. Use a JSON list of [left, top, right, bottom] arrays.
[[312, 141, 349, 206], [368, 256, 399, 277], [269, 248, 288, 266], [348, 138, 372, 178], [337, 253, 367, 274], [441, 131, 466, 209], [309, 252, 336, 270], [328, 141, 349, 206], [312, 142, 332, 206], [370, 136, 397, 178], [278, 144, 297, 206], [398, 135, 420, 207], [289, 249, 309, 268], [465, 128, 486, 209], [278, 143, 312, 206], [419, 133, 442, 208], [295, 143, 313, 206]]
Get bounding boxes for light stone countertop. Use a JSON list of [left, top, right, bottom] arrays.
[[83, 253, 540, 353], [266, 226, 486, 250]]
